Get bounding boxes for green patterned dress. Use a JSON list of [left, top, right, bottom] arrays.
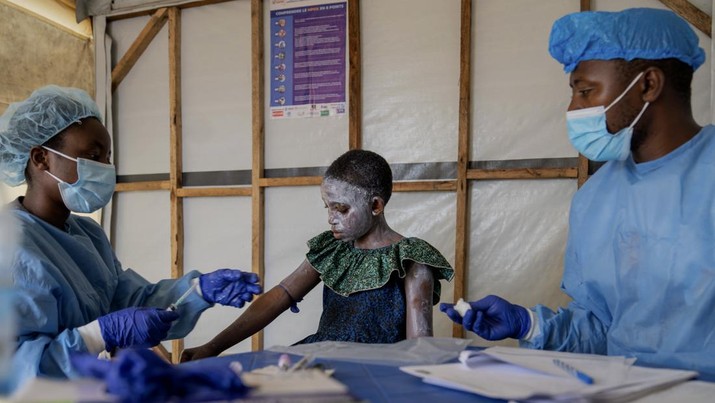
[[294, 231, 454, 344]]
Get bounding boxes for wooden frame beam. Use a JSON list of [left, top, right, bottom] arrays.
[[114, 180, 171, 192], [467, 167, 577, 180], [453, 0, 472, 338], [111, 7, 168, 92], [659, 0, 711, 37], [176, 187, 252, 198], [577, 0, 591, 188], [250, 0, 265, 352], [167, 7, 184, 364], [348, 0, 361, 150]]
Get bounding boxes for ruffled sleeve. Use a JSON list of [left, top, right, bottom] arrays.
[[306, 231, 454, 303]]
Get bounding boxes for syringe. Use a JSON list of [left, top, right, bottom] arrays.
[[168, 282, 199, 311]]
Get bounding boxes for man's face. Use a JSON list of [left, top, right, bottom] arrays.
[[568, 60, 644, 134], [320, 178, 373, 242]]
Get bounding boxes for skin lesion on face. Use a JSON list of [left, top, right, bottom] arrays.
[[320, 178, 374, 242]]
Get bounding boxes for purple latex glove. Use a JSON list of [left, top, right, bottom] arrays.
[[199, 269, 262, 307], [440, 295, 531, 340], [71, 348, 249, 402], [98, 307, 179, 351]]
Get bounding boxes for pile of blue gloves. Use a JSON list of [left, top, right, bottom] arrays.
[[71, 348, 249, 402]]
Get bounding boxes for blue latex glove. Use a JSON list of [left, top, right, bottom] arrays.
[[71, 348, 249, 403], [199, 269, 262, 307], [98, 307, 179, 351], [440, 295, 531, 340]]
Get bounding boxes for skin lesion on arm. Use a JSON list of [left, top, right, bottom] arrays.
[[404, 262, 435, 339]]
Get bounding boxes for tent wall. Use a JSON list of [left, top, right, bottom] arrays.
[[0, 1, 95, 206], [102, 0, 713, 358]]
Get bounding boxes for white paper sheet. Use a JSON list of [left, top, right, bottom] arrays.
[[400, 347, 698, 402]]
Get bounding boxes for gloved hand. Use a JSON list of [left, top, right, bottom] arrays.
[[71, 348, 249, 402], [199, 269, 262, 307], [98, 307, 179, 351], [440, 295, 531, 340], [439, 301, 466, 325]]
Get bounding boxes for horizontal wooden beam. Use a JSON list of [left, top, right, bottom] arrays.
[[114, 170, 577, 194], [467, 167, 577, 180], [258, 176, 322, 187], [115, 180, 171, 192], [111, 7, 168, 92], [176, 187, 252, 198], [393, 180, 457, 192]]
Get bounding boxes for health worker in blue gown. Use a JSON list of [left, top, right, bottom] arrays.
[[441, 8, 715, 380], [0, 85, 263, 392]]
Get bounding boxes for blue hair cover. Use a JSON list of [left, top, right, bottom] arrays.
[[549, 8, 705, 73]]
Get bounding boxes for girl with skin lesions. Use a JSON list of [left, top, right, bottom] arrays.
[[182, 149, 454, 361]]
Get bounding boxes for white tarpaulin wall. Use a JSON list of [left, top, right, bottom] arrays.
[[103, 0, 713, 354]]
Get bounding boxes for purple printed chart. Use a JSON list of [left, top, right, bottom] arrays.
[[270, 0, 347, 119]]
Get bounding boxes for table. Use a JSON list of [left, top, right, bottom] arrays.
[[184, 350, 504, 403]]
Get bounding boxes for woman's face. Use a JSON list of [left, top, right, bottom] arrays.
[[320, 178, 374, 242], [45, 118, 112, 184]]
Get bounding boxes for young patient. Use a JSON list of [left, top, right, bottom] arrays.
[[181, 149, 454, 361]]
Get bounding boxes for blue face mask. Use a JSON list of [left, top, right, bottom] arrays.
[[566, 72, 649, 162], [43, 146, 116, 213]]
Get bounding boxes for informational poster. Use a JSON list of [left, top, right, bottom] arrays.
[[270, 0, 347, 119]]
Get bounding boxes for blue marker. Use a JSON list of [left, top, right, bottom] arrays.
[[553, 358, 594, 385]]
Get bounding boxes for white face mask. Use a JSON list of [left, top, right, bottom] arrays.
[[43, 146, 116, 213], [566, 72, 649, 161]]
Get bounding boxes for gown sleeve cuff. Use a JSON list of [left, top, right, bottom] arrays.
[[77, 320, 106, 354], [521, 308, 541, 341]]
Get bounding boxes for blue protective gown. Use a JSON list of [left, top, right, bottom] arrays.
[[521, 126, 715, 380], [8, 198, 211, 390]]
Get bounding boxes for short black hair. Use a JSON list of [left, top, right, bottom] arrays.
[[615, 58, 694, 106], [324, 149, 393, 204]]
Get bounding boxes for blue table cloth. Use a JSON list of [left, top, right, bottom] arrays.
[[183, 350, 503, 403]]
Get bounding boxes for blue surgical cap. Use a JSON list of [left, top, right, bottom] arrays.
[[549, 8, 706, 73], [0, 85, 102, 186]]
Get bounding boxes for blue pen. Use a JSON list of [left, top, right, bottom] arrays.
[[553, 358, 594, 385]]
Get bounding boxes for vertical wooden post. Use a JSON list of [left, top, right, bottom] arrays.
[[453, 0, 472, 338], [348, 0, 361, 150], [251, 0, 266, 352], [577, 0, 590, 188], [168, 7, 184, 363]]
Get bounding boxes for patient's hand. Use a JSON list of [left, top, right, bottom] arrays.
[[180, 344, 220, 362]]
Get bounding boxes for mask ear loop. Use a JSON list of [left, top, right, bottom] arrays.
[[604, 71, 645, 113], [44, 170, 67, 184], [42, 146, 78, 163], [42, 146, 77, 184], [628, 101, 650, 129]]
